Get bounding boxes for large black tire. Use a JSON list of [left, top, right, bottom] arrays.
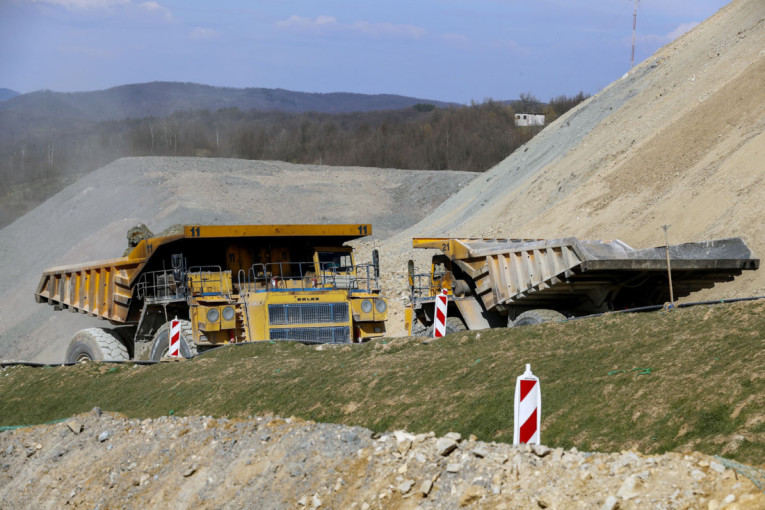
[[411, 320, 429, 337], [66, 328, 129, 363], [511, 309, 566, 327], [149, 320, 199, 361], [427, 316, 467, 337]]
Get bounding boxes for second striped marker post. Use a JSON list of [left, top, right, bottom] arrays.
[[513, 364, 541, 445]]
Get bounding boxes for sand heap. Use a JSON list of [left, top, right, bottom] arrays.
[[375, 0, 765, 332]]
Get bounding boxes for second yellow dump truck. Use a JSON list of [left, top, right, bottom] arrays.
[[406, 236, 759, 335], [36, 224, 388, 362]]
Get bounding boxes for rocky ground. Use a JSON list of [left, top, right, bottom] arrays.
[[1, 410, 763, 509]]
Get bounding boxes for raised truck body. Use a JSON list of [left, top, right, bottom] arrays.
[[406, 237, 758, 334], [36, 224, 388, 362]]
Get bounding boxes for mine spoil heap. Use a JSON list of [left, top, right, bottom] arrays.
[[1, 410, 763, 509]]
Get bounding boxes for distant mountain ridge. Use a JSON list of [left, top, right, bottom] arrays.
[[0, 89, 20, 102], [0, 82, 456, 122]]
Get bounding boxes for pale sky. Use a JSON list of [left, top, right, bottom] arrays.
[[0, 0, 731, 103]]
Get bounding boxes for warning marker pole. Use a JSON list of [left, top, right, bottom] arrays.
[[168, 317, 181, 358], [433, 288, 448, 338], [513, 364, 541, 445]]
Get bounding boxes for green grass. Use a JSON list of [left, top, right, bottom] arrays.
[[1, 300, 764, 465]]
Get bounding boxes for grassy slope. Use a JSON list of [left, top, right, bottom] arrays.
[[1, 300, 763, 465]]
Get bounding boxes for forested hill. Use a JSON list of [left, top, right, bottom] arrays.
[[0, 81, 587, 229], [0, 89, 19, 102], [0, 82, 456, 124]]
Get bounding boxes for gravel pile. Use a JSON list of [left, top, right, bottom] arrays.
[[1, 411, 762, 509], [0, 157, 475, 362], [362, 0, 765, 335]]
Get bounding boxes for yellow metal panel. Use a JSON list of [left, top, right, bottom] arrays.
[[357, 321, 386, 340], [184, 224, 372, 239], [244, 293, 268, 341], [196, 305, 221, 332], [404, 306, 413, 336], [411, 238, 472, 260], [188, 271, 233, 297], [266, 289, 349, 305], [349, 295, 388, 322]]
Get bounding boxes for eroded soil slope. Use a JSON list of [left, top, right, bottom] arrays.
[[376, 0, 765, 333], [1, 411, 763, 509]]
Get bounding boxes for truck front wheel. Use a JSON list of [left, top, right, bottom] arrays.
[[510, 309, 566, 327], [65, 328, 129, 363], [149, 320, 199, 361]]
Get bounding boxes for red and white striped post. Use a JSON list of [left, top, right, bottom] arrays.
[[168, 317, 181, 358], [513, 364, 541, 445], [433, 288, 448, 338]]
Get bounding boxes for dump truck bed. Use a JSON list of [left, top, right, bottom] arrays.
[[414, 237, 759, 312], [35, 224, 373, 323]]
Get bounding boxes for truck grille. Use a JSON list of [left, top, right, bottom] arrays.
[[269, 326, 351, 344], [268, 303, 349, 325]]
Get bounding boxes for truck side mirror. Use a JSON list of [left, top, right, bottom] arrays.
[[372, 249, 380, 278], [408, 259, 414, 287]]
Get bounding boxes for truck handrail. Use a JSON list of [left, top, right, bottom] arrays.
[[335, 263, 380, 293], [410, 272, 445, 304], [135, 269, 187, 303], [237, 269, 250, 296], [231, 261, 381, 293]]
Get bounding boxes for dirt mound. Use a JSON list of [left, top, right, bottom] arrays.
[[1, 411, 762, 509], [375, 0, 765, 333], [0, 157, 475, 362]]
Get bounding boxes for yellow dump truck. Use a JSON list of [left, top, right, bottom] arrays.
[[406, 236, 759, 335], [36, 224, 388, 362]]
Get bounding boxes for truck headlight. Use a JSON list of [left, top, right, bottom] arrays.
[[222, 306, 236, 321], [375, 299, 387, 313], [361, 299, 373, 313], [207, 308, 220, 323]]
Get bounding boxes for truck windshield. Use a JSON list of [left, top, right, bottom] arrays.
[[318, 252, 353, 272]]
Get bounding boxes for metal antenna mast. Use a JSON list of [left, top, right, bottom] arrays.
[[630, 0, 639, 68]]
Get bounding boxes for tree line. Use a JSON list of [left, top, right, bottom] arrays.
[[0, 93, 588, 225]]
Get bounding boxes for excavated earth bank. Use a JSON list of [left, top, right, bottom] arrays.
[[1, 410, 763, 509], [373, 0, 765, 333]]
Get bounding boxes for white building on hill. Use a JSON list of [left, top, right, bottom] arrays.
[[514, 113, 545, 127]]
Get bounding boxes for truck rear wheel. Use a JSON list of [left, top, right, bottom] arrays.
[[427, 316, 466, 337], [66, 328, 129, 363], [411, 319, 429, 337], [511, 309, 566, 327], [149, 320, 199, 361]]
